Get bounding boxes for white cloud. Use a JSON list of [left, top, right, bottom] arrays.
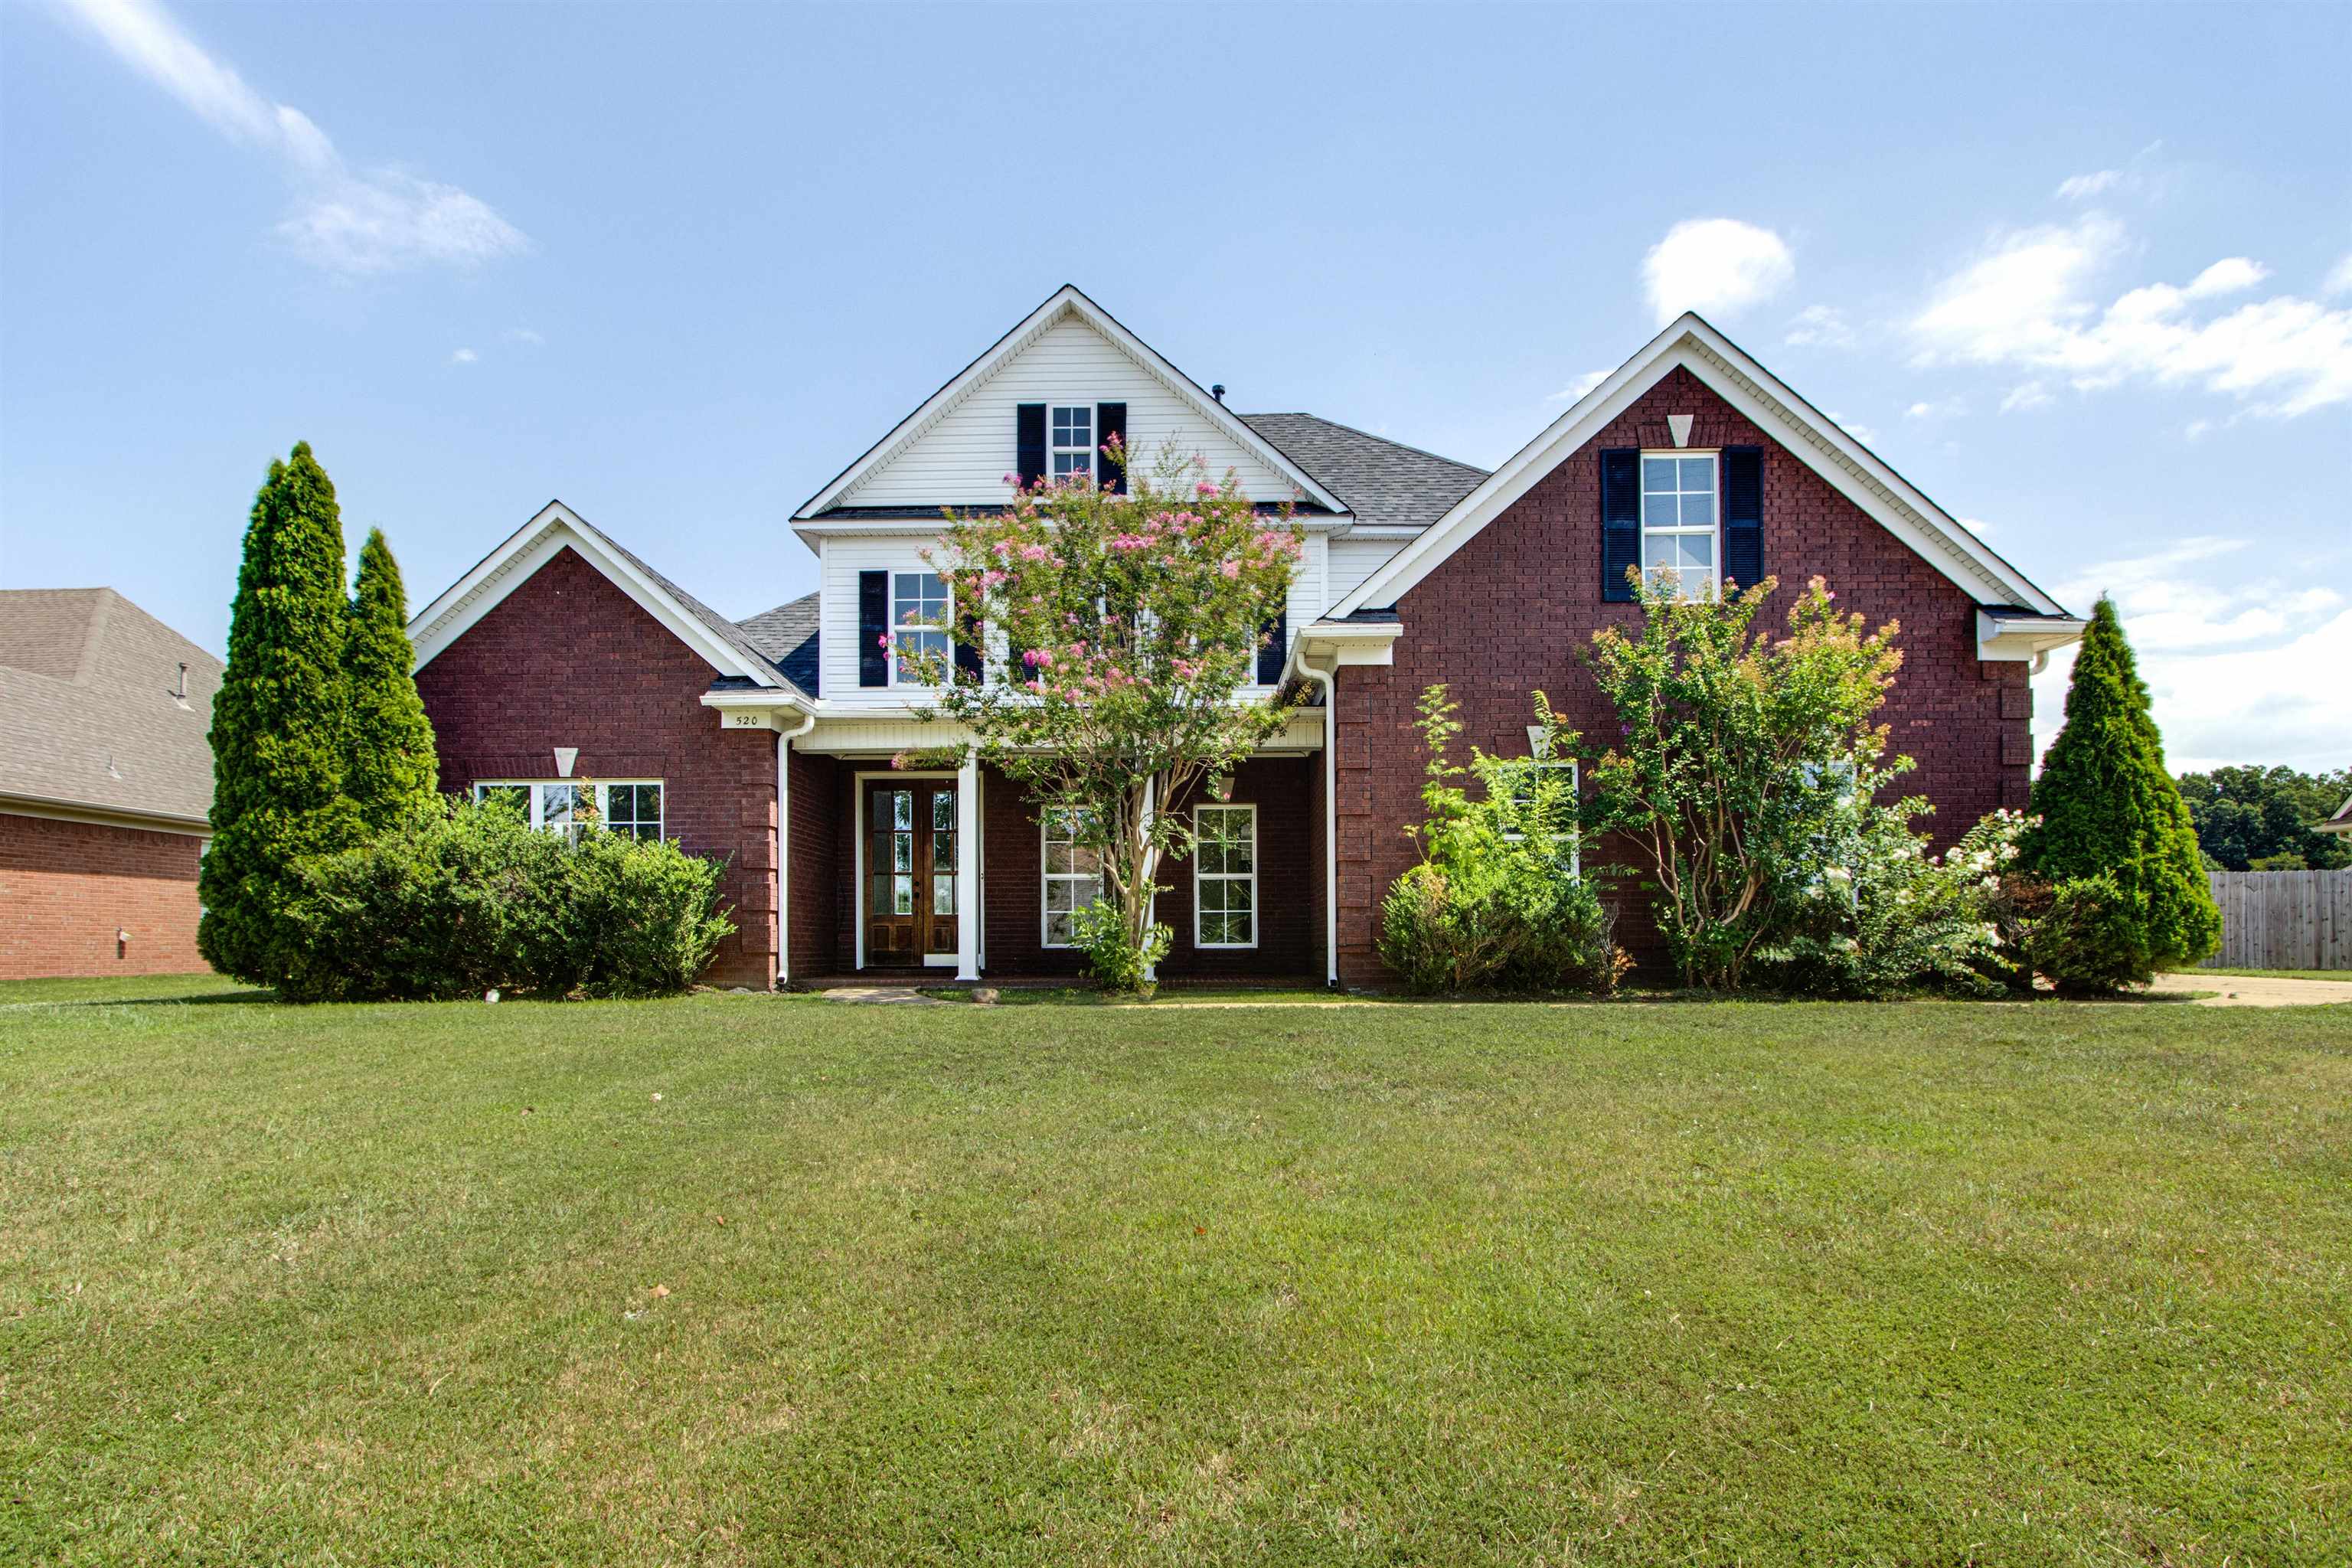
[[1784, 304, 1854, 348], [1642, 218, 1795, 326], [1998, 381, 2053, 413], [2325, 253, 2352, 298], [1912, 214, 2352, 416], [504, 327, 545, 346], [1825, 411, 1878, 445], [2033, 537, 2352, 771], [449, 347, 478, 365], [1905, 397, 1965, 420], [1548, 369, 1610, 403], [2056, 169, 2122, 201], [1957, 516, 1994, 538], [59, 0, 526, 276]]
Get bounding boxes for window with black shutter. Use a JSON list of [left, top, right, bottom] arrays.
[[1599, 449, 1641, 602], [858, 570, 890, 688], [1014, 403, 1047, 488], [1096, 402, 1127, 492], [1256, 606, 1287, 685], [1722, 446, 1764, 591]]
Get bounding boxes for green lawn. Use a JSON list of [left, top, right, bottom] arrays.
[[5, 986, 2348, 1565]]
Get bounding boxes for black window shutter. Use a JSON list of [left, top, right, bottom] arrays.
[[1256, 606, 1288, 685], [1015, 403, 1047, 489], [1723, 446, 1764, 591], [1096, 402, 1128, 492], [953, 610, 984, 684], [1599, 448, 1641, 603], [858, 570, 889, 688]]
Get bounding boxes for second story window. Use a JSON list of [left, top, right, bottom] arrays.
[[1050, 405, 1093, 480], [1642, 453, 1717, 599], [892, 570, 949, 686]]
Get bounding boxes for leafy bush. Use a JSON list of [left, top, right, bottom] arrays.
[[2027, 874, 2156, 996], [1753, 806, 2027, 1000], [1377, 687, 1627, 996], [1067, 899, 1172, 1000], [279, 795, 733, 1002]]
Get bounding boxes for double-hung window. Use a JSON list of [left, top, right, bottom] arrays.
[[1041, 805, 1103, 948], [890, 570, 950, 686], [474, 779, 664, 842], [1641, 453, 1717, 599], [1500, 730, 1579, 875], [1050, 404, 1093, 480], [1192, 803, 1257, 948]]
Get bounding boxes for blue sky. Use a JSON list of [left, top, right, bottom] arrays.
[[3, 1, 2347, 771]]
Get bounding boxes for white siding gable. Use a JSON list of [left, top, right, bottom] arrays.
[[839, 315, 1302, 510]]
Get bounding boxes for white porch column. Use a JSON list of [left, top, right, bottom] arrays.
[[956, 749, 980, 981]]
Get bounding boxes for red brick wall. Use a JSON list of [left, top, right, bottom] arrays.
[[784, 746, 840, 981], [0, 812, 207, 978], [817, 759, 1319, 981], [414, 547, 780, 988], [1332, 367, 2033, 985]]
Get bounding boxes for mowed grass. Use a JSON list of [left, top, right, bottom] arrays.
[[4, 987, 2348, 1566]]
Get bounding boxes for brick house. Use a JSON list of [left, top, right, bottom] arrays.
[[409, 286, 2084, 988], [2, 589, 223, 978]]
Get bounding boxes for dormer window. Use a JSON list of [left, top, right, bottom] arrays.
[[891, 570, 950, 686], [1050, 405, 1094, 480]]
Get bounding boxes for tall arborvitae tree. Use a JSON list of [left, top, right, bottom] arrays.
[[344, 528, 438, 831], [198, 443, 364, 986], [2022, 596, 2220, 969]]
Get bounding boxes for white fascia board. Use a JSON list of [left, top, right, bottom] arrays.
[[1975, 611, 2088, 662], [1289, 618, 1403, 678], [700, 688, 818, 732], [1334, 315, 2067, 619], [0, 792, 211, 838], [792, 284, 1349, 520], [408, 502, 779, 687]]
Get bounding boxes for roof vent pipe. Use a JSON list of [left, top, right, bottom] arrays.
[[1210, 384, 1226, 405], [175, 662, 188, 700]]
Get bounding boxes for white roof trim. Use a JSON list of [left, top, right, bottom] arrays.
[[1334, 313, 2067, 619], [408, 501, 784, 688], [792, 284, 1350, 521]]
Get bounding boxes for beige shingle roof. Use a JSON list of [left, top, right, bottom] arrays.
[[0, 589, 222, 828]]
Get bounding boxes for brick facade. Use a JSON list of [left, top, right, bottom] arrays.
[[0, 812, 206, 978], [414, 546, 781, 988], [1330, 367, 2033, 985]]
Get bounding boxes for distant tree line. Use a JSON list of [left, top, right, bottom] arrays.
[[2176, 765, 2352, 872]]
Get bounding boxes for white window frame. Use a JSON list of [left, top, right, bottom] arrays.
[[888, 568, 951, 689], [1640, 449, 1719, 599], [1039, 805, 1102, 949], [472, 779, 665, 842], [1499, 733, 1581, 877], [1048, 403, 1095, 482], [1191, 802, 1259, 949]]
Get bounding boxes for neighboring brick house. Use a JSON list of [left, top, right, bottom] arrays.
[[1, 589, 223, 978], [408, 286, 2084, 988]]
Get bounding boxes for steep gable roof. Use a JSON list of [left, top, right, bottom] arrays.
[[1334, 312, 2069, 618], [793, 285, 1349, 520], [1239, 413, 1488, 532], [409, 501, 812, 700], [0, 587, 222, 828]]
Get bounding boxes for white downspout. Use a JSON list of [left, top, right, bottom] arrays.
[[1297, 657, 1339, 988], [774, 707, 816, 987]]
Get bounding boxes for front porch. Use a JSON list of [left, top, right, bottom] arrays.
[[782, 753, 1325, 984]]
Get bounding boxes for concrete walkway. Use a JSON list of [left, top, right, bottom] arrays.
[[2158, 973, 2352, 1008]]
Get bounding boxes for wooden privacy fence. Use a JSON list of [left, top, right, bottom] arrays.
[[2200, 868, 2352, 971]]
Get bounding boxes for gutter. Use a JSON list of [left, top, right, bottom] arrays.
[[774, 707, 817, 987]]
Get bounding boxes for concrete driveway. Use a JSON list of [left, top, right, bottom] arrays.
[[2160, 973, 2352, 1007]]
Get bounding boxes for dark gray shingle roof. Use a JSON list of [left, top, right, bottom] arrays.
[[735, 591, 821, 698], [1238, 413, 1487, 532], [0, 588, 223, 826]]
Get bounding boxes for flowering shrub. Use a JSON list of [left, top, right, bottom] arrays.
[[1583, 573, 1907, 990], [1753, 807, 2032, 1000], [908, 441, 1302, 993], [1377, 686, 1628, 995]]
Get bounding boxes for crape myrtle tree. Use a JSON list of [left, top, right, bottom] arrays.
[[908, 440, 1302, 992], [343, 527, 439, 833], [1581, 572, 1910, 990], [2022, 596, 2220, 969], [200, 443, 365, 986]]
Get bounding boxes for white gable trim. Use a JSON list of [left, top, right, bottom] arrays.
[[792, 285, 1349, 520], [1334, 313, 2067, 618], [408, 501, 786, 688]]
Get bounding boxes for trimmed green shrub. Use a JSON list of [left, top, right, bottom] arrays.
[[1378, 687, 1627, 996], [2024, 597, 2220, 969], [200, 443, 364, 988], [282, 797, 733, 1002], [344, 528, 438, 834], [2027, 874, 2156, 996]]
